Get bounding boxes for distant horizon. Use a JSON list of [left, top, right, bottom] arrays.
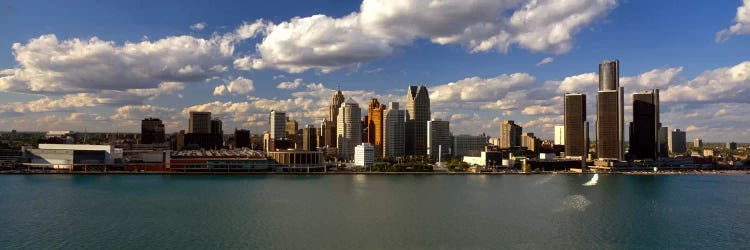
[[2, 0, 750, 141]]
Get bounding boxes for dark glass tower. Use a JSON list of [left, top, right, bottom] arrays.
[[405, 85, 430, 156], [564, 93, 587, 158], [629, 90, 660, 160], [596, 60, 624, 160]]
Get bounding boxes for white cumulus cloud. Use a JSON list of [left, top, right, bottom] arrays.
[[716, 0, 750, 42]]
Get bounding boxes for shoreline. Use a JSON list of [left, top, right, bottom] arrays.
[[1, 170, 748, 175]]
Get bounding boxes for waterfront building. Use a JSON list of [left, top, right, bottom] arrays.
[[452, 134, 488, 157], [499, 120, 522, 148], [269, 110, 286, 140], [354, 143, 375, 168], [596, 60, 624, 161], [326, 86, 346, 148], [383, 102, 406, 159], [427, 119, 450, 160], [302, 125, 318, 151], [521, 132, 542, 153], [234, 129, 250, 148], [266, 150, 324, 172], [25, 144, 123, 169], [694, 138, 703, 148], [668, 129, 687, 154], [659, 126, 669, 158], [170, 149, 275, 172], [184, 133, 223, 150], [564, 93, 587, 158], [367, 98, 386, 157], [629, 89, 660, 160], [554, 125, 565, 145], [141, 118, 165, 144], [337, 98, 362, 161], [189, 111, 211, 134], [405, 85, 431, 156]]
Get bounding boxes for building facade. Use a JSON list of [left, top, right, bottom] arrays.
[[354, 143, 375, 168], [302, 125, 318, 151], [564, 93, 587, 158], [234, 129, 250, 148], [383, 102, 406, 159], [629, 90, 660, 160], [554, 125, 565, 145], [405, 85, 431, 156], [141, 118, 165, 144], [269, 110, 286, 140], [427, 119, 450, 160], [337, 98, 362, 161], [596, 60, 624, 160], [452, 134, 488, 157], [211, 119, 223, 135], [668, 129, 686, 154], [189, 111, 212, 133], [499, 120, 522, 148], [367, 98, 386, 158]]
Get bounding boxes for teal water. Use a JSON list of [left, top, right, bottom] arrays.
[[1, 174, 749, 249]]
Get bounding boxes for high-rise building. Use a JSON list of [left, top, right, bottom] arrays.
[[285, 118, 298, 137], [728, 142, 738, 151], [189, 111, 211, 133], [405, 85, 431, 156], [596, 60, 624, 160], [668, 129, 686, 154], [659, 126, 669, 158], [554, 125, 565, 145], [326, 87, 346, 148], [499, 120, 522, 148], [234, 129, 250, 148], [694, 138, 703, 148], [452, 134, 488, 157], [629, 90, 660, 160], [211, 119, 223, 135], [427, 119, 450, 160], [521, 132, 542, 153], [337, 98, 362, 161], [564, 93, 587, 158], [141, 118, 165, 144], [367, 98, 386, 157], [269, 110, 286, 139], [383, 102, 406, 159], [302, 125, 318, 151]]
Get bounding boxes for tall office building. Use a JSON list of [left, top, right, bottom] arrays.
[[321, 119, 336, 148], [211, 119, 223, 135], [189, 111, 211, 133], [499, 120, 522, 148], [337, 98, 362, 161], [659, 126, 669, 158], [564, 93, 587, 158], [554, 125, 565, 145], [141, 118, 165, 144], [596, 60, 624, 160], [383, 102, 406, 159], [234, 129, 250, 148], [629, 89, 660, 160], [728, 142, 738, 151], [269, 110, 286, 139], [452, 134, 489, 157], [668, 129, 686, 154], [302, 125, 318, 151], [367, 98, 386, 157], [427, 119, 450, 160], [325, 87, 346, 148], [405, 85, 431, 156], [694, 138, 703, 148]]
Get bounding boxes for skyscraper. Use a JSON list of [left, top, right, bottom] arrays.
[[554, 125, 565, 145], [189, 111, 211, 133], [405, 85, 431, 156], [383, 102, 406, 159], [234, 129, 250, 148], [427, 119, 450, 160], [211, 119, 223, 135], [659, 126, 669, 158], [499, 120, 522, 148], [596, 60, 624, 160], [564, 93, 587, 158], [285, 118, 298, 137], [629, 90, 660, 160], [668, 129, 686, 154], [337, 98, 362, 161], [325, 87, 345, 148], [694, 138, 703, 148], [302, 125, 318, 151], [269, 110, 286, 139], [141, 117, 165, 144], [521, 132, 542, 153], [367, 98, 386, 158]]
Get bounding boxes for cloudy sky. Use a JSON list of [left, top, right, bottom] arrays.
[[1, 0, 749, 142]]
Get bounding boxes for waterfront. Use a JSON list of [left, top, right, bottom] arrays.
[[1, 174, 749, 249]]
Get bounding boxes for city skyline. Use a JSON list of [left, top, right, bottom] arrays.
[[1, 0, 750, 142]]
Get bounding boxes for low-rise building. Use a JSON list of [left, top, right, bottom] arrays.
[[354, 143, 375, 168]]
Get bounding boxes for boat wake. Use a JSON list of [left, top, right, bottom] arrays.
[[582, 173, 599, 186]]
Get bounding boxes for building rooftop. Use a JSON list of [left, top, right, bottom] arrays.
[[171, 149, 266, 159]]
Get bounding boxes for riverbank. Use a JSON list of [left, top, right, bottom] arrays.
[[2, 170, 748, 175]]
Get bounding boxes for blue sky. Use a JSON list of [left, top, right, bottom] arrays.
[[1, 0, 749, 142]]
